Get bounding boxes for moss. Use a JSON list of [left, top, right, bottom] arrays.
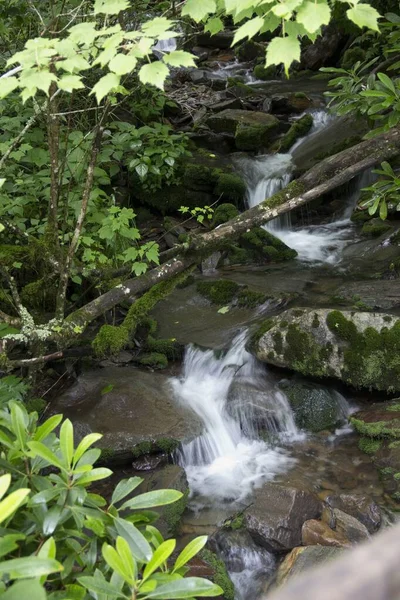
[[312, 313, 320, 328], [380, 466, 395, 476], [235, 120, 278, 151], [353, 301, 372, 312], [283, 324, 329, 378], [224, 513, 245, 530], [235, 40, 265, 62], [268, 351, 276, 360], [196, 279, 239, 304], [340, 47, 366, 70], [92, 325, 130, 359], [326, 310, 358, 342], [20, 278, 57, 311], [213, 203, 240, 227], [214, 174, 246, 205], [263, 180, 305, 209], [183, 163, 218, 192], [389, 441, 400, 449], [239, 228, 297, 263], [280, 320, 289, 329], [251, 318, 274, 348], [293, 309, 305, 317], [100, 447, 115, 461], [362, 219, 392, 237], [358, 437, 381, 455], [163, 488, 188, 534], [156, 438, 179, 453], [140, 317, 158, 335], [394, 472, 400, 481], [25, 397, 46, 414], [273, 331, 284, 354], [237, 288, 267, 308], [147, 336, 183, 361], [253, 63, 278, 80], [278, 114, 313, 153], [200, 549, 235, 600], [139, 352, 168, 369], [132, 441, 153, 458], [350, 209, 373, 224], [350, 417, 400, 439]]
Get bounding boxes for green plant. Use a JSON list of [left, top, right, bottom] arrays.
[[0, 389, 222, 599], [359, 161, 400, 219]]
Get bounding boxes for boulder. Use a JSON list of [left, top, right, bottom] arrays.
[[301, 519, 351, 548], [188, 549, 234, 600], [194, 31, 234, 49], [244, 483, 322, 552], [332, 280, 400, 312], [279, 380, 347, 433], [301, 23, 346, 70], [252, 308, 400, 392], [270, 94, 313, 115], [332, 508, 370, 544], [324, 494, 382, 534], [205, 109, 280, 151], [206, 98, 243, 113], [276, 546, 343, 586], [49, 367, 203, 465]]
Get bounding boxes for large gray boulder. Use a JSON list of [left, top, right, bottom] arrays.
[[244, 483, 322, 552], [252, 308, 400, 392], [50, 367, 203, 464]]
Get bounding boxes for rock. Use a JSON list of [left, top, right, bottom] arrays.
[[140, 465, 189, 537], [189, 70, 226, 90], [270, 94, 313, 115], [262, 98, 272, 113], [99, 350, 133, 367], [235, 40, 265, 61], [252, 308, 400, 392], [192, 46, 211, 62], [164, 232, 178, 249], [194, 31, 234, 49], [333, 280, 400, 312], [301, 519, 351, 548], [362, 218, 393, 238], [324, 494, 382, 534], [207, 98, 243, 113], [279, 380, 347, 433], [244, 483, 322, 552], [188, 549, 234, 600], [49, 367, 203, 465], [131, 453, 168, 471], [333, 508, 370, 543], [301, 23, 346, 70], [205, 109, 280, 151], [276, 546, 342, 586]]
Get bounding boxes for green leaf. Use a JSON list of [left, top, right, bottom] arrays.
[[91, 73, 120, 103], [75, 467, 112, 486], [34, 414, 63, 442], [58, 75, 84, 92], [163, 51, 196, 68], [297, 1, 331, 33], [232, 16, 264, 45], [94, 0, 130, 14], [139, 62, 169, 90], [136, 163, 149, 178], [120, 489, 182, 510], [379, 198, 388, 220], [0, 77, 19, 99], [10, 402, 26, 449], [265, 36, 301, 76], [115, 517, 152, 562], [0, 535, 25, 560], [346, 3, 380, 31], [79, 575, 129, 599], [143, 540, 176, 582], [218, 306, 230, 314], [60, 418, 74, 467], [182, 0, 216, 22], [0, 475, 11, 501], [0, 557, 63, 580], [368, 196, 380, 215], [28, 441, 65, 471], [377, 72, 396, 94], [73, 433, 103, 466], [1, 580, 46, 600], [102, 542, 133, 584], [204, 17, 224, 35], [173, 536, 208, 573], [0, 488, 30, 524], [109, 54, 138, 75], [145, 577, 224, 598], [111, 477, 143, 505]]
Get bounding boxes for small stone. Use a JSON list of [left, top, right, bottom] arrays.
[[277, 546, 342, 586], [325, 494, 382, 533], [333, 508, 370, 543], [302, 519, 351, 548]]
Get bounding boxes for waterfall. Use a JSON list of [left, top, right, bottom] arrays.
[[171, 332, 299, 505]]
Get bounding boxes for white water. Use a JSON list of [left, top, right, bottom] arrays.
[[225, 545, 275, 600], [171, 332, 298, 505], [239, 109, 370, 263]]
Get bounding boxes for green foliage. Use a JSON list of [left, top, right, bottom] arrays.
[[0, 387, 222, 600], [340, 47, 366, 69], [139, 352, 168, 369], [212, 203, 239, 226], [199, 550, 235, 600], [359, 162, 400, 220], [278, 113, 313, 152]]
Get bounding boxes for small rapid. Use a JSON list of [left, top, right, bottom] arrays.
[[171, 331, 299, 505]]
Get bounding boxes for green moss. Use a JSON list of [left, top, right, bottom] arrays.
[[196, 279, 240, 304], [326, 310, 358, 342], [100, 447, 115, 461], [394, 472, 400, 481], [350, 417, 400, 439], [239, 228, 297, 263], [380, 466, 395, 476], [92, 325, 130, 359], [263, 180, 305, 209], [200, 549, 235, 600], [140, 317, 158, 335], [353, 301, 372, 312], [147, 336, 183, 360], [279, 320, 289, 329], [132, 441, 153, 458], [183, 163, 218, 192], [362, 219, 393, 237], [237, 288, 267, 308], [235, 40, 265, 62], [253, 64, 278, 80], [213, 203, 240, 227], [139, 352, 168, 369], [164, 488, 189, 534], [251, 318, 274, 348], [279, 114, 313, 153], [350, 210, 373, 224], [283, 324, 329, 378], [340, 47, 366, 70], [156, 438, 180, 453], [25, 397, 46, 414], [20, 278, 57, 311], [235, 120, 278, 151], [224, 513, 245, 530], [214, 174, 246, 205], [358, 437, 381, 455], [293, 310, 305, 317], [388, 403, 400, 411]]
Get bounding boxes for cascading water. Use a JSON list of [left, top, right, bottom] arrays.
[[171, 331, 299, 505], [239, 109, 371, 263]]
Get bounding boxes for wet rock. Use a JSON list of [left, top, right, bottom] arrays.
[[276, 546, 342, 586], [333, 280, 400, 312], [262, 98, 272, 113], [301, 519, 351, 548], [270, 94, 313, 115], [208, 529, 263, 571], [131, 453, 168, 471], [324, 494, 382, 533], [244, 483, 322, 552], [99, 350, 134, 367], [333, 508, 370, 543], [205, 109, 280, 151], [192, 46, 211, 62], [253, 308, 400, 392], [194, 31, 235, 49], [301, 23, 346, 70], [235, 40, 265, 61], [361, 218, 393, 238], [207, 98, 243, 113], [279, 380, 346, 433], [50, 367, 203, 465], [188, 549, 234, 600]]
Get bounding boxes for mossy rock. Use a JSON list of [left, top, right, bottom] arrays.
[[198, 550, 235, 600], [278, 114, 313, 152], [196, 279, 240, 304], [146, 336, 184, 361], [361, 218, 393, 238], [236, 227, 297, 263], [350, 209, 374, 224], [253, 63, 278, 80], [183, 163, 219, 193], [237, 287, 268, 308], [340, 47, 366, 70], [139, 352, 168, 369], [205, 109, 279, 151], [235, 40, 265, 62], [212, 203, 239, 226], [214, 173, 246, 205]]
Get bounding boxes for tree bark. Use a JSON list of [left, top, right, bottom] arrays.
[[65, 125, 400, 331]]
